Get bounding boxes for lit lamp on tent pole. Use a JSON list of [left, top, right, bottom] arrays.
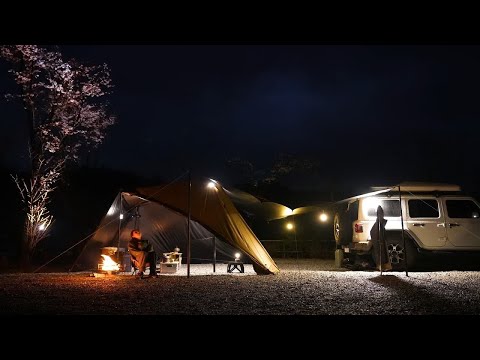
[[207, 180, 218, 191], [286, 221, 297, 244]]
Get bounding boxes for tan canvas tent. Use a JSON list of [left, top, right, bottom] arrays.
[[75, 177, 279, 275]]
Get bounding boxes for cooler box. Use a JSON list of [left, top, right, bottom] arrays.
[[160, 261, 180, 274]]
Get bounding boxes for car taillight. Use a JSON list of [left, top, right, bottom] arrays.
[[354, 223, 363, 233]]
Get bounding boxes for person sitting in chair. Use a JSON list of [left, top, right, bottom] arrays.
[[128, 229, 158, 278]]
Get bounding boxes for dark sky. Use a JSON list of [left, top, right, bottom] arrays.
[[2, 45, 480, 194]]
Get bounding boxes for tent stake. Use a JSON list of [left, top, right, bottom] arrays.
[[187, 170, 192, 278]]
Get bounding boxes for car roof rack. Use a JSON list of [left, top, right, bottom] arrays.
[[336, 182, 463, 204]]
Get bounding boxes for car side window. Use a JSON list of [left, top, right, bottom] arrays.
[[366, 200, 400, 217], [408, 199, 439, 218], [446, 200, 480, 219]]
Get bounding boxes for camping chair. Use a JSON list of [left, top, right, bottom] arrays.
[[130, 254, 149, 275], [130, 254, 142, 275], [129, 252, 158, 276]]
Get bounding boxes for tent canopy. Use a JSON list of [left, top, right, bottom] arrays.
[[76, 177, 279, 275], [226, 187, 330, 222]]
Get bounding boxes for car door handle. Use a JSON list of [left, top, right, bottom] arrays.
[[437, 223, 446, 227], [413, 223, 425, 227], [448, 223, 460, 228]]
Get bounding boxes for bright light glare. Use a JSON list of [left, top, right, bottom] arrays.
[[235, 252, 241, 260], [319, 213, 328, 222], [283, 208, 293, 217], [38, 223, 46, 231], [363, 197, 381, 215], [286, 222, 294, 230], [119, 213, 124, 220], [207, 182, 216, 189]]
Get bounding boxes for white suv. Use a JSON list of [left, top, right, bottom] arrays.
[[333, 183, 480, 269]]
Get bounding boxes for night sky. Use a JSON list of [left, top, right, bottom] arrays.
[[2, 45, 480, 196]]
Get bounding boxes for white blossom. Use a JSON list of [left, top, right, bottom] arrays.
[[1, 45, 116, 264]]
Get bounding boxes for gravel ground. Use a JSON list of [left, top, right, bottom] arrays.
[[1, 259, 480, 315]]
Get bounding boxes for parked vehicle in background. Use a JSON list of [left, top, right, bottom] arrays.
[[332, 183, 480, 269]]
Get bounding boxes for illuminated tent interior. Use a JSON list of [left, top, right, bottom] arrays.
[[75, 177, 280, 275]]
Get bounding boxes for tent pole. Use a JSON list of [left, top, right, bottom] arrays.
[[379, 211, 383, 276], [293, 215, 299, 267], [187, 170, 192, 278], [117, 192, 122, 263], [398, 185, 408, 277], [213, 236, 216, 273]]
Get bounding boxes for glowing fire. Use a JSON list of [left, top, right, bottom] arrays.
[[100, 255, 120, 272]]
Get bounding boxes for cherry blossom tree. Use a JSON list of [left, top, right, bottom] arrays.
[[0, 45, 116, 268]]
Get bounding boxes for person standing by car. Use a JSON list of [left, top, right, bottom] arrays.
[[370, 205, 392, 271]]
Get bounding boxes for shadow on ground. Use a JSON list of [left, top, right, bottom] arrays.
[[368, 274, 462, 314]]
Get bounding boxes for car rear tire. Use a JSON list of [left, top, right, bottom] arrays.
[[385, 233, 418, 270]]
